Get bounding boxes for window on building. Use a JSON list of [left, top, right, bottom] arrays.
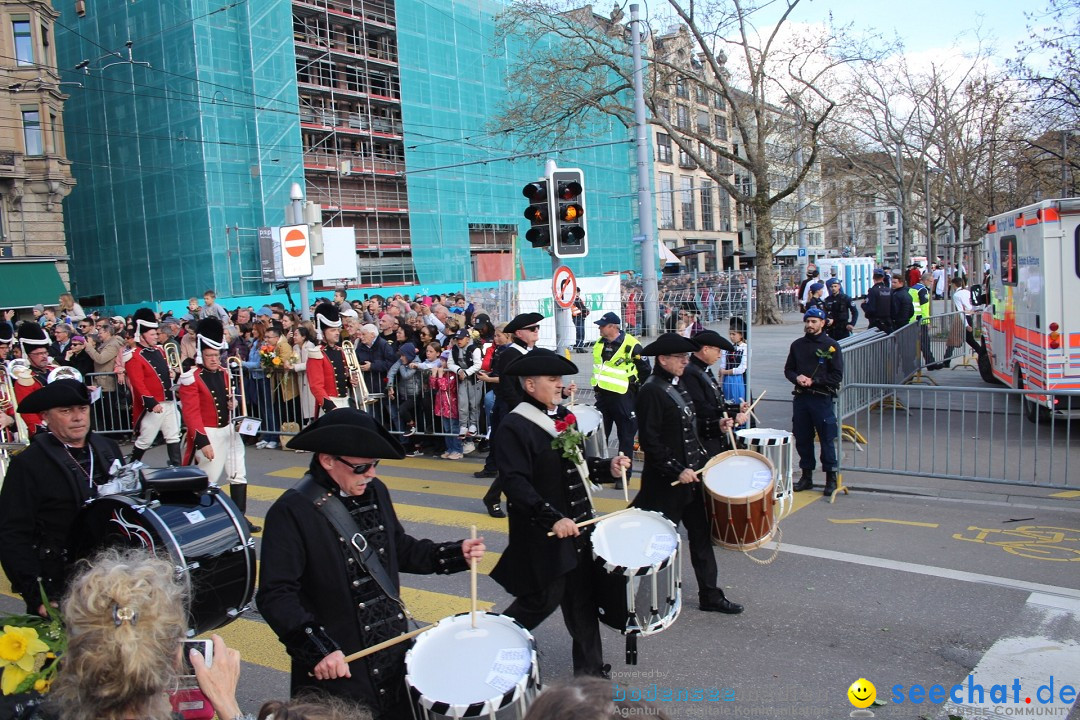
[[48, 111, 57, 154], [698, 142, 712, 166], [864, 212, 875, 226], [719, 191, 732, 231], [676, 104, 689, 130], [657, 133, 672, 163], [22, 109, 42, 156], [714, 92, 725, 110], [714, 115, 728, 141], [13, 20, 33, 66], [656, 100, 670, 121], [659, 173, 675, 229], [886, 211, 896, 225], [678, 148, 693, 168], [696, 109, 710, 135], [675, 78, 688, 99], [695, 84, 707, 104], [700, 181, 714, 231], [681, 176, 695, 230]]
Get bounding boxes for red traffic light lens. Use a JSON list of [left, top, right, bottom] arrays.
[[522, 182, 547, 202], [556, 181, 582, 200]]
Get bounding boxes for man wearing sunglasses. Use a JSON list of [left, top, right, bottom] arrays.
[[258, 408, 485, 719]]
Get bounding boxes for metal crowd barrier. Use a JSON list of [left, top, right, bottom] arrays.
[[838, 383, 1079, 488], [835, 323, 920, 420]]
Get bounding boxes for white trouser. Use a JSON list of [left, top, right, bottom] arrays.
[[195, 424, 247, 485], [329, 396, 350, 409], [134, 400, 181, 449]]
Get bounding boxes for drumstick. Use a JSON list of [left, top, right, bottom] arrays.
[[723, 411, 739, 456], [309, 624, 435, 672], [618, 452, 629, 504], [546, 507, 633, 536], [469, 524, 478, 629], [746, 390, 766, 413]]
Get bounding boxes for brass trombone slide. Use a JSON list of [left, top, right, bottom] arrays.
[[226, 355, 261, 444], [340, 340, 379, 407]]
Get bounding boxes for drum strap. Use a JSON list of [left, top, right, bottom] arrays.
[[646, 376, 707, 468], [295, 475, 411, 622]]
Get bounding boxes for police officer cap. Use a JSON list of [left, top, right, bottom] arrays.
[[593, 312, 621, 327], [872, 268, 884, 277], [690, 330, 735, 352], [504, 312, 545, 334], [17, 379, 91, 413], [809, 282, 825, 293], [501, 348, 578, 377], [825, 277, 841, 286], [804, 307, 827, 321], [640, 333, 698, 356], [286, 407, 405, 459]]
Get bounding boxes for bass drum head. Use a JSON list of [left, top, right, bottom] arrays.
[[71, 490, 255, 635], [568, 405, 603, 435], [591, 508, 678, 570], [702, 451, 774, 502], [405, 612, 538, 717]]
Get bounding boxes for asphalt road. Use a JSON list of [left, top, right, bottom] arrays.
[[2, 313, 1077, 719]]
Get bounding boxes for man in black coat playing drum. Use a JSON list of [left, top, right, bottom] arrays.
[[681, 330, 750, 457], [490, 349, 630, 678], [257, 409, 486, 718], [632, 333, 744, 615]]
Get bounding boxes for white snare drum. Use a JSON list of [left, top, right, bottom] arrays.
[[591, 508, 682, 662], [569, 404, 608, 457], [701, 451, 776, 550], [736, 428, 794, 517], [405, 612, 540, 720]]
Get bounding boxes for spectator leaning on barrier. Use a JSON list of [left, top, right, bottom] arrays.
[[785, 306, 844, 497]]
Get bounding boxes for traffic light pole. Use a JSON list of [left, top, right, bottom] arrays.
[[630, 4, 658, 336], [545, 158, 571, 356]]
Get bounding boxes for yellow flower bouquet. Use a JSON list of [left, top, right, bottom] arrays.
[[0, 590, 65, 697]]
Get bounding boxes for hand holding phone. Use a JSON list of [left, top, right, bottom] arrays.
[[181, 638, 213, 675]]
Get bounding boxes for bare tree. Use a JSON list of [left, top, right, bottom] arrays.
[[494, 0, 878, 323]]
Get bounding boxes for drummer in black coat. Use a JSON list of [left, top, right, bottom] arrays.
[[0, 380, 124, 614], [632, 333, 744, 615], [682, 330, 750, 456], [257, 409, 486, 718], [491, 349, 630, 678]]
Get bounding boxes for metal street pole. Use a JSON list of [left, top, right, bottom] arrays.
[[630, 4, 658, 336], [546, 158, 570, 355], [290, 182, 311, 321]]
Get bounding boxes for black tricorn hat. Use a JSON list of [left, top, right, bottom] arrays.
[[501, 347, 578, 377], [729, 316, 747, 335], [691, 329, 735, 352], [286, 407, 405, 459], [17, 379, 90, 413], [640, 333, 698, 356], [504, 312, 545, 334], [132, 307, 159, 335]]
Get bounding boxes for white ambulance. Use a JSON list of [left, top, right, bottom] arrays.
[[980, 198, 1080, 420]]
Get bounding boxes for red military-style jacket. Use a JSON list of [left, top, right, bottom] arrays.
[[126, 344, 174, 425], [177, 366, 232, 465], [306, 345, 344, 415]]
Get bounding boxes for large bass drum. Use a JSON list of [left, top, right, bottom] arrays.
[[72, 474, 256, 635]]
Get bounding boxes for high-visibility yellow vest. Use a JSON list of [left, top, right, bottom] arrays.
[[591, 334, 641, 394], [909, 285, 930, 325]]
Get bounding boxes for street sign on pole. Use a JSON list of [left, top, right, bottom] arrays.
[[280, 223, 313, 278], [797, 247, 807, 258], [552, 265, 577, 308]]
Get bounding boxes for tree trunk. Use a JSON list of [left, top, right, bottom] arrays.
[[753, 200, 784, 325]]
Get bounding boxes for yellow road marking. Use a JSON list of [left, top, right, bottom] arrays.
[[1049, 490, 1080, 499], [828, 518, 940, 528]]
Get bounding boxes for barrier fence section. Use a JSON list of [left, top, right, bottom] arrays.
[[837, 383, 1078, 488]]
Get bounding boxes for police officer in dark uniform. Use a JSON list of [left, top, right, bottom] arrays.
[[861, 268, 892, 333], [0, 380, 125, 614], [682, 330, 749, 456], [785, 307, 844, 497], [822, 277, 859, 341], [257, 409, 485, 718], [633, 333, 744, 615], [491, 349, 629, 677]]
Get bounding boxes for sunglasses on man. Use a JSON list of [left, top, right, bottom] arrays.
[[334, 457, 380, 475]]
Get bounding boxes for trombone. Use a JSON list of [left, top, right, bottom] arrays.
[[226, 355, 260, 445], [165, 343, 183, 378], [339, 340, 379, 407], [1, 360, 30, 446]]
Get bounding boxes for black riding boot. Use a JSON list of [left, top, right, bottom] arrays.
[[793, 470, 814, 492], [128, 445, 146, 464], [230, 484, 262, 533], [166, 443, 182, 467]]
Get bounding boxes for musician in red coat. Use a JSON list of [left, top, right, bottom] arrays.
[[127, 307, 182, 466], [307, 302, 353, 415], [178, 318, 259, 533], [12, 322, 57, 437]]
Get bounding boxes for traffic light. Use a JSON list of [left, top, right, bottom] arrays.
[[522, 180, 551, 248], [551, 169, 587, 258]]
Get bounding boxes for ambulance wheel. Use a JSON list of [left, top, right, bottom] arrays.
[[1016, 369, 1048, 424]]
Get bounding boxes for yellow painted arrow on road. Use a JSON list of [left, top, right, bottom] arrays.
[[828, 518, 940, 528]]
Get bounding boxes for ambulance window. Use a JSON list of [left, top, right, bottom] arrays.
[[1000, 235, 1017, 286]]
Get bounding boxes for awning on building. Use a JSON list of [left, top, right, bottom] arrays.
[[0, 259, 66, 309]]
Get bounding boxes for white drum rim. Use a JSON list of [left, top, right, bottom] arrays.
[[567, 404, 603, 434], [404, 611, 539, 717], [590, 508, 681, 575], [735, 427, 793, 445]]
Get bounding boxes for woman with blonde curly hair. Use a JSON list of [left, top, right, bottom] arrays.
[[48, 549, 245, 720]]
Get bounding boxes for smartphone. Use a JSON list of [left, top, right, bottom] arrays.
[[180, 638, 213, 675]]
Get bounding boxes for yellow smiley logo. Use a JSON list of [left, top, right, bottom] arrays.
[[848, 678, 876, 708]]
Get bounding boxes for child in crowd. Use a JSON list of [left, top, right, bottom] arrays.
[[720, 316, 748, 405], [431, 364, 462, 460], [386, 343, 422, 455], [447, 329, 484, 448]]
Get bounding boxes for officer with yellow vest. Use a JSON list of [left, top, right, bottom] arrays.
[[908, 279, 940, 369], [590, 312, 650, 488]]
